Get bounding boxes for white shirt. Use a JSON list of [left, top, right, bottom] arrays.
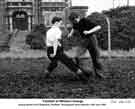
[[46, 25, 62, 46]]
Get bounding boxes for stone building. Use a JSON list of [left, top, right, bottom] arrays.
[[0, 0, 6, 32], [1, 0, 88, 32], [6, 0, 33, 32], [5, 0, 71, 32]]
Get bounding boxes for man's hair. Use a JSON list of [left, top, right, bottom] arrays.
[[51, 16, 62, 24], [68, 12, 79, 22]]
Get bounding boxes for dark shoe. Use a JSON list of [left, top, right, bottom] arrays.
[[83, 70, 92, 77], [72, 75, 81, 81], [94, 69, 106, 80], [80, 68, 94, 80], [44, 70, 51, 79], [95, 62, 103, 70], [75, 69, 87, 80], [77, 73, 89, 81]]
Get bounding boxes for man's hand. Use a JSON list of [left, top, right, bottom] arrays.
[[83, 30, 89, 35], [68, 33, 72, 38], [83, 25, 101, 35], [68, 29, 74, 38], [50, 53, 56, 58]]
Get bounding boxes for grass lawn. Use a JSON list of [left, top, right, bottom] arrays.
[[0, 57, 135, 98]]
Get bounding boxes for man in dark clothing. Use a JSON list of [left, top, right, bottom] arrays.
[[68, 12, 105, 79]]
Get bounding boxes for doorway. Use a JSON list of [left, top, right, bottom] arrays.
[[12, 11, 28, 31]]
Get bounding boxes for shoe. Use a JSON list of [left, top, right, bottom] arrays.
[[44, 70, 51, 79], [78, 73, 89, 81], [83, 70, 92, 78], [72, 75, 81, 81], [80, 69, 91, 80], [94, 69, 106, 80], [78, 68, 93, 79], [77, 72, 89, 81]]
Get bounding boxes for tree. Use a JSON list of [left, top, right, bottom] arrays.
[[85, 6, 135, 50]]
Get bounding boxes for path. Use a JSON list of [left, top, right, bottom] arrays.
[[9, 31, 29, 51]]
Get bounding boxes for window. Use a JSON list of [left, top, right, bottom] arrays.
[[42, 0, 64, 2]]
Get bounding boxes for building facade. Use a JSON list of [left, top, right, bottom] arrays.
[[40, 0, 70, 26], [6, 0, 33, 32], [0, 0, 6, 32], [3, 0, 88, 32]]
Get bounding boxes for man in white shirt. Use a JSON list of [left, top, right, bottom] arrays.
[[46, 16, 89, 81]]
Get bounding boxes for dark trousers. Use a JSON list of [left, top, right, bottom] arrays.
[[47, 46, 79, 73], [76, 34, 102, 70]]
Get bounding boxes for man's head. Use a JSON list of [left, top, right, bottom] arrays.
[[51, 16, 63, 27], [68, 12, 80, 23]]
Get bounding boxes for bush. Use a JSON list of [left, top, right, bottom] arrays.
[[87, 6, 135, 50], [26, 24, 46, 49]]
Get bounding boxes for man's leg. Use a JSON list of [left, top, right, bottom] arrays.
[[73, 46, 87, 66], [87, 35, 104, 79], [45, 57, 58, 78], [74, 57, 80, 66], [46, 47, 58, 78], [88, 35, 102, 69], [47, 58, 58, 73], [58, 50, 89, 80]]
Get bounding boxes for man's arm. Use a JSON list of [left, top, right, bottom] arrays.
[[68, 28, 74, 37], [83, 25, 101, 35], [51, 29, 62, 57], [49, 39, 59, 58], [51, 39, 58, 57]]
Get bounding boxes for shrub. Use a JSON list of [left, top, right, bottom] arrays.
[[25, 24, 46, 49], [87, 6, 135, 50]]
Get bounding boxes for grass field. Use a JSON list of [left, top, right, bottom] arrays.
[[0, 57, 135, 98]]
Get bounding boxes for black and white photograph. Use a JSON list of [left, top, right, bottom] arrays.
[[0, 0, 135, 108]]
